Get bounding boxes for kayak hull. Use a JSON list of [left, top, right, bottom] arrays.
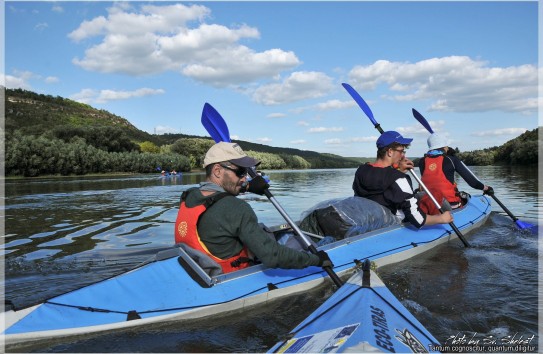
[[2, 195, 491, 346], [269, 267, 440, 353]]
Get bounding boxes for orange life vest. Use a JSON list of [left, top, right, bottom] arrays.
[[420, 155, 461, 214], [174, 190, 251, 274]]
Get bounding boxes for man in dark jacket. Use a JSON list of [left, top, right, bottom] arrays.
[[353, 131, 453, 229]]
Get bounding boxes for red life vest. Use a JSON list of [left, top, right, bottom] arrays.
[[174, 190, 251, 274], [420, 155, 461, 214]]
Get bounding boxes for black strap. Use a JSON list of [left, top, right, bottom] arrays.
[[230, 257, 254, 268], [203, 192, 230, 208], [180, 188, 230, 209]]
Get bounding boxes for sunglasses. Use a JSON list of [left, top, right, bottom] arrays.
[[220, 164, 248, 178]]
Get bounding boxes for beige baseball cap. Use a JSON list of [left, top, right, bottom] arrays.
[[203, 142, 260, 168]]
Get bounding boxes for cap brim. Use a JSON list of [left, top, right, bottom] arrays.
[[399, 137, 413, 145], [230, 156, 261, 168]]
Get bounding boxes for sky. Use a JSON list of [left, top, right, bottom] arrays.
[[3, 1, 540, 157]]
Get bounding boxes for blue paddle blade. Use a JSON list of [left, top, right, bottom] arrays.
[[411, 108, 434, 134], [515, 220, 538, 233], [342, 83, 379, 127], [201, 102, 231, 143]]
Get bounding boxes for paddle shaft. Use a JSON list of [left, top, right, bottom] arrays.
[[247, 169, 343, 287], [460, 159, 522, 221]]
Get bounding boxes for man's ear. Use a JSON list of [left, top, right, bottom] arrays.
[[212, 163, 222, 178], [386, 148, 393, 157]]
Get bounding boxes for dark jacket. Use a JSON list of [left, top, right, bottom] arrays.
[[353, 163, 426, 228], [183, 187, 321, 269]]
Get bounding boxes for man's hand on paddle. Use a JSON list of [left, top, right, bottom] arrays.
[[247, 175, 270, 195], [398, 158, 414, 173]]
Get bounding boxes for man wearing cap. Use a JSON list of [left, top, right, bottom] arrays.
[[352, 131, 453, 229], [419, 133, 492, 212], [174, 142, 331, 274]]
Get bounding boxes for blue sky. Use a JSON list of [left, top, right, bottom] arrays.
[[4, 1, 540, 157]]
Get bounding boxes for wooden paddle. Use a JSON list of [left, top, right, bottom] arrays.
[[201, 102, 343, 287], [342, 83, 471, 247], [412, 108, 537, 233]]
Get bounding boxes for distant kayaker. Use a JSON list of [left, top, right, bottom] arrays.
[[174, 142, 331, 274], [352, 131, 453, 229], [418, 133, 492, 213]]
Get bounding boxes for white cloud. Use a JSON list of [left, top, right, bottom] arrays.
[[154, 125, 179, 134], [315, 99, 356, 111], [297, 120, 310, 126], [293, 99, 356, 114], [4, 70, 36, 89], [5, 75, 31, 89], [255, 137, 272, 143], [349, 136, 378, 143], [267, 112, 286, 118], [252, 71, 334, 105], [290, 139, 306, 144], [69, 3, 300, 87], [348, 56, 538, 114], [70, 87, 165, 104], [45, 76, 59, 84], [52, 5, 64, 13], [308, 127, 344, 133], [324, 138, 342, 144], [471, 128, 528, 137], [35, 22, 48, 31]]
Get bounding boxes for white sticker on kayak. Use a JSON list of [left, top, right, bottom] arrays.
[[277, 323, 360, 353]]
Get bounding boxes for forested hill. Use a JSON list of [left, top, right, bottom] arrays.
[[456, 128, 538, 166], [6, 88, 194, 144], [4, 88, 361, 176]]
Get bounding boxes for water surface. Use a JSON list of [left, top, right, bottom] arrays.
[[3, 166, 539, 352]]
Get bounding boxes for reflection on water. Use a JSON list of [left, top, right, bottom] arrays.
[[2, 166, 539, 352]]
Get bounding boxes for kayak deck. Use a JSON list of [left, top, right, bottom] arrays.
[[269, 262, 440, 353]]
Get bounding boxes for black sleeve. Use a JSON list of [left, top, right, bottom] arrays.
[[449, 156, 484, 190], [384, 175, 426, 229]]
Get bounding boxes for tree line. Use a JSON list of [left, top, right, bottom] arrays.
[[3, 127, 315, 177], [5, 126, 538, 177], [458, 128, 538, 166]]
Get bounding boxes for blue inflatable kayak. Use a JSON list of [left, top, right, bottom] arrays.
[[269, 260, 440, 353], [2, 195, 491, 347]]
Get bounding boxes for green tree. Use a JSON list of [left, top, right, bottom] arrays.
[[139, 141, 160, 153], [280, 154, 311, 169], [171, 138, 214, 168], [246, 151, 287, 169], [52, 126, 140, 153]]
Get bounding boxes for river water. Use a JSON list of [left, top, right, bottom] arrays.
[[2, 166, 539, 353]]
